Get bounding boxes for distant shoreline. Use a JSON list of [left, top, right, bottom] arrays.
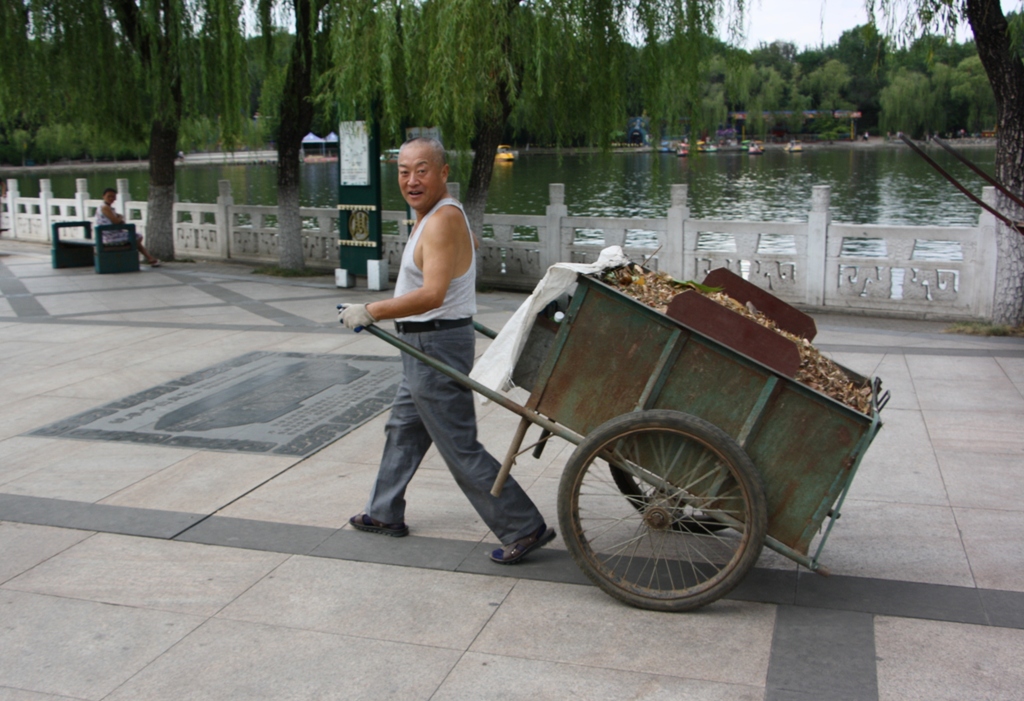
[[0, 137, 998, 177], [595, 136, 996, 155]]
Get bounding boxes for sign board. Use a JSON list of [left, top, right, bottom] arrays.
[[337, 120, 382, 276], [405, 126, 442, 142], [340, 121, 371, 186]]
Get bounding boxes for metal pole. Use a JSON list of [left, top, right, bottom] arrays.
[[930, 136, 1024, 212], [899, 134, 1024, 236], [363, 324, 583, 447]]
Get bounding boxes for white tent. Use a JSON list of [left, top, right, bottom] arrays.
[[301, 132, 330, 158]]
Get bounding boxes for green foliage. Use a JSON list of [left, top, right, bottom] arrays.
[[12, 129, 31, 165], [880, 67, 934, 137], [1, 3, 1000, 166], [179, 116, 225, 152], [0, 0, 250, 157], [879, 50, 974, 138], [750, 41, 799, 81], [251, 30, 295, 143], [950, 55, 997, 132], [801, 60, 852, 111], [195, 0, 249, 149], [833, 25, 886, 127], [319, 1, 741, 153]]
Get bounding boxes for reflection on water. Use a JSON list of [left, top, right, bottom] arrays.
[[14, 146, 994, 230], [910, 239, 964, 261]]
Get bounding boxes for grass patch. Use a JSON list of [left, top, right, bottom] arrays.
[[945, 321, 1024, 337], [252, 265, 332, 278]]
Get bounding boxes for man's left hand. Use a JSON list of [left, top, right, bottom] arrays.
[[339, 304, 376, 330]]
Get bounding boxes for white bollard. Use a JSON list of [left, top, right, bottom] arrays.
[[367, 260, 389, 291], [335, 268, 356, 288]]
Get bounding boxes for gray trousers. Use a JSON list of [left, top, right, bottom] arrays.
[[366, 323, 546, 545]]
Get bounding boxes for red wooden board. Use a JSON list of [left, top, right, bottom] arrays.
[[702, 268, 817, 341], [666, 291, 802, 377]]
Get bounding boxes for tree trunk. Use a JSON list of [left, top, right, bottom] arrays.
[[462, 0, 521, 242], [275, 0, 316, 271], [277, 140, 305, 269], [146, 118, 178, 261], [462, 116, 505, 241], [966, 0, 1024, 325]]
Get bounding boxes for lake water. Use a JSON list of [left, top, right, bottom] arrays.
[[10, 145, 995, 228]]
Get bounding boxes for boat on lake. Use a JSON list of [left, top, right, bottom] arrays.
[[496, 145, 516, 161], [785, 140, 803, 153], [677, 142, 689, 157], [748, 141, 764, 155]]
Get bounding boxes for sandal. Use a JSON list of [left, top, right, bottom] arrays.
[[490, 524, 556, 564], [349, 513, 408, 538]]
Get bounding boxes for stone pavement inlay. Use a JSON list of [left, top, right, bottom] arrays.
[[28, 351, 401, 456]]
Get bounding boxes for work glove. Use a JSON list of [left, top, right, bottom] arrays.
[[338, 303, 376, 331]]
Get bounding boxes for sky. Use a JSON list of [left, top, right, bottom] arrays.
[[733, 0, 870, 49], [730, 0, 1022, 50]]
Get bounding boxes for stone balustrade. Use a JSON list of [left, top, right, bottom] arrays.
[[3, 176, 997, 320]]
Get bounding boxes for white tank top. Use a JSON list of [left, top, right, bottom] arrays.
[[394, 197, 477, 322]]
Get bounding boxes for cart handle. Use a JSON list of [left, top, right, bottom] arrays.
[[473, 320, 498, 339], [338, 303, 497, 339], [358, 322, 584, 494], [360, 322, 570, 434]]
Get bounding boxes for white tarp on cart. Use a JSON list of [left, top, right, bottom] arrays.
[[469, 245, 629, 400]]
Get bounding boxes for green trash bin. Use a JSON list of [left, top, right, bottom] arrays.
[[94, 223, 141, 274]]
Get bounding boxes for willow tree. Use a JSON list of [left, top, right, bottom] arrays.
[[879, 67, 939, 137], [873, 0, 1024, 324], [951, 55, 998, 133], [0, 0, 247, 260], [321, 0, 742, 240], [255, 0, 332, 271]]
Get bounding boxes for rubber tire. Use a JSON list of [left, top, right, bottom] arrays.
[[558, 410, 768, 612]]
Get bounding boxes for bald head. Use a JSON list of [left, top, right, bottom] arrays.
[[397, 137, 451, 216], [400, 137, 447, 167]]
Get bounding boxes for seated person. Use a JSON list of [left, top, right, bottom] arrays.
[[95, 188, 160, 267]]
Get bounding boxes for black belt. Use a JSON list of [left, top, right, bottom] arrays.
[[394, 317, 473, 334]]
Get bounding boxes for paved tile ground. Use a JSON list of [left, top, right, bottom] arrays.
[[2, 239, 1023, 700]]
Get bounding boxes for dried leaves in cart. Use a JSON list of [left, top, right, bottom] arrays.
[[598, 265, 873, 414]]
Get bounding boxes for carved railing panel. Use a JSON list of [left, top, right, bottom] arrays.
[[174, 204, 219, 258], [826, 224, 978, 315], [689, 221, 808, 303]]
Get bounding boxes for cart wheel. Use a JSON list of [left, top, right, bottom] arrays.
[[609, 465, 729, 533], [558, 410, 767, 612]]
